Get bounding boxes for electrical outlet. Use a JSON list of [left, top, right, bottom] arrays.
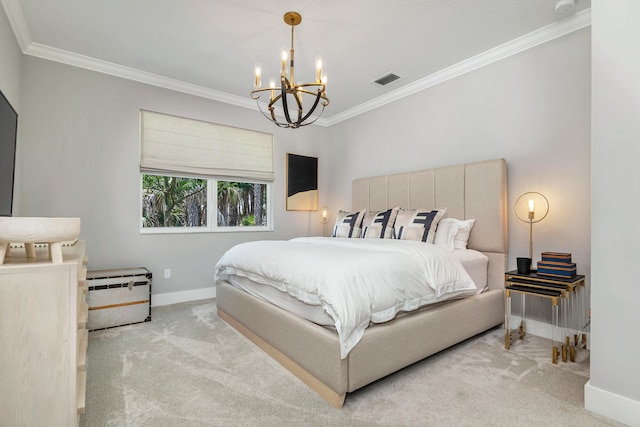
[[164, 268, 171, 279]]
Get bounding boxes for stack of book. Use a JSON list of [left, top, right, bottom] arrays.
[[537, 252, 576, 278]]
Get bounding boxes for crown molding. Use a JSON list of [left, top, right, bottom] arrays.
[[21, 41, 329, 126], [324, 8, 591, 127], [1, 0, 32, 51], [4, 0, 588, 128], [23, 42, 259, 111]]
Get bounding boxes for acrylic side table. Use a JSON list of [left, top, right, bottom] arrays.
[[504, 270, 586, 364]]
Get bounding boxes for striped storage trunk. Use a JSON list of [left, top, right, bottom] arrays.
[[87, 267, 152, 331]]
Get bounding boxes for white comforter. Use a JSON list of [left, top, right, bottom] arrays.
[[214, 237, 476, 358]]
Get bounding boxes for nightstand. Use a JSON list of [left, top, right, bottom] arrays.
[[504, 270, 586, 364]]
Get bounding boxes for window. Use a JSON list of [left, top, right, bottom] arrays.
[[216, 180, 268, 227], [141, 174, 271, 233], [139, 111, 273, 233], [142, 175, 207, 229]]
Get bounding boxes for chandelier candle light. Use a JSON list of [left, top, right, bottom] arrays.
[[251, 12, 329, 128]]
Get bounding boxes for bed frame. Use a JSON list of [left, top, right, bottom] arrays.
[[217, 158, 508, 408]]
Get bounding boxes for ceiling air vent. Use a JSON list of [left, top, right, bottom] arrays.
[[372, 72, 403, 87]]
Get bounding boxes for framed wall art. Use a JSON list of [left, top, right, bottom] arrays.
[[286, 153, 318, 211]]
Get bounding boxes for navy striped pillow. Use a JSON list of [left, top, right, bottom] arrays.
[[332, 210, 366, 238], [393, 208, 447, 243], [361, 207, 399, 239]]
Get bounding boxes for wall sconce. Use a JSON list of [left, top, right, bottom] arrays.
[[318, 206, 331, 236], [318, 206, 331, 224], [514, 192, 549, 271]]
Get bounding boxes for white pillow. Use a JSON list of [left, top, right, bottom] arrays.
[[434, 218, 476, 251], [433, 219, 458, 251], [453, 219, 475, 249]]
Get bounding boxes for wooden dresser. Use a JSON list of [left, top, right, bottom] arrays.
[[0, 241, 88, 426]]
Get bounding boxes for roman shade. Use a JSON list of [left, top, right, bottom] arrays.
[[140, 110, 274, 181]]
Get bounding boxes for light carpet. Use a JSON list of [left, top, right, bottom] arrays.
[[80, 299, 622, 427]]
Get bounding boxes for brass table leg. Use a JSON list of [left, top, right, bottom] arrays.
[[552, 296, 559, 365]]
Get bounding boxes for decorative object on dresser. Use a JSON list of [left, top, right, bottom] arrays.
[[250, 12, 329, 128], [86, 267, 152, 331], [0, 239, 88, 426], [0, 216, 81, 264], [514, 191, 549, 273]]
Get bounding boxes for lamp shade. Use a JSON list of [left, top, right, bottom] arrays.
[[514, 192, 549, 223]]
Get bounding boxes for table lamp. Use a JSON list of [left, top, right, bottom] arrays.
[[514, 192, 549, 272]]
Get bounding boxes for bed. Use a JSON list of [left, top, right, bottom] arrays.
[[215, 158, 508, 408]]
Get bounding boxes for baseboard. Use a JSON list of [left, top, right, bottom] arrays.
[[152, 286, 216, 307], [585, 380, 640, 426], [510, 316, 590, 349]]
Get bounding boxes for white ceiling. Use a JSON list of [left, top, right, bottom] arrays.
[[2, 0, 591, 126]]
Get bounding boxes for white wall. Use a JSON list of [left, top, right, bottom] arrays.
[[326, 28, 591, 328], [18, 56, 330, 298], [586, 1, 640, 425], [0, 7, 22, 215]]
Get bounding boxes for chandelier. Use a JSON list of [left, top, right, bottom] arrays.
[[250, 12, 329, 129]]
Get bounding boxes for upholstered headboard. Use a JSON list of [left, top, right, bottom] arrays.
[[352, 158, 508, 290]]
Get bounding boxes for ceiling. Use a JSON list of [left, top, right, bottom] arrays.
[[2, 0, 591, 126]]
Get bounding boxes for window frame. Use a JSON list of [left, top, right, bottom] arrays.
[[139, 173, 273, 234]]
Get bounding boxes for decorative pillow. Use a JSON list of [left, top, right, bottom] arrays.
[[393, 208, 446, 243], [434, 218, 476, 251], [361, 207, 399, 239], [332, 210, 366, 238]]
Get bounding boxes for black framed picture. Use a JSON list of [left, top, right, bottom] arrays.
[[286, 153, 318, 211]]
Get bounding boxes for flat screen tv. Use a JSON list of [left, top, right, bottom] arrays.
[[0, 89, 18, 217]]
